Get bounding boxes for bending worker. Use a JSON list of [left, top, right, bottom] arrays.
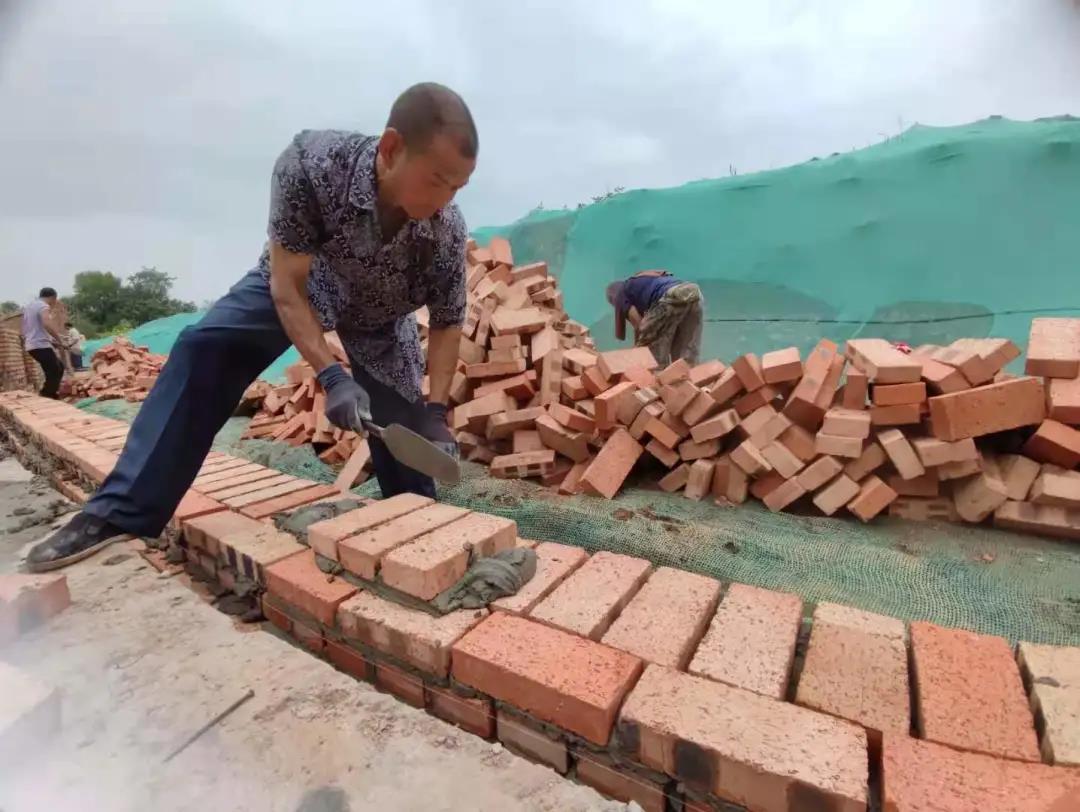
[[27, 83, 476, 572], [606, 270, 703, 366]]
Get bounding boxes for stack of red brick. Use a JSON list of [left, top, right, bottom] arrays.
[[453, 311, 1080, 539], [65, 337, 167, 402]]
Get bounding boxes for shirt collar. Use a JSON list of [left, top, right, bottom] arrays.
[[349, 136, 436, 240]]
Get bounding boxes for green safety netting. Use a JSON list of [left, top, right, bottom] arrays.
[[76, 116, 1080, 644]]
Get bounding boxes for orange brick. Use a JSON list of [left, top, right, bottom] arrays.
[[575, 755, 667, 812], [656, 358, 691, 385], [465, 357, 527, 379], [878, 428, 925, 479], [427, 685, 495, 738], [1024, 419, 1080, 468], [619, 665, 868, 811], [530, 550, 652, 639], [678, 436, 720, 462], [882, 735, 1080, 812], [490, 449, 557, 478], [688, 359, 727, 387], [911, 621, 1039, 761], [374, 661, 426, 708], [680, 389, 721, 425], [711, 457, 748, 504], [684, 459, 716, 501], [1026, 317, 1080, 378], [813, 474, 862, 516], [593, 381, 637, 429], [689, 583, 802, 699], [732, 353, 765, 392], [337, 503, 471, 579], [491, 542, 588, 616], [847, 474, 897, 522], [380, 513, 517, 601], [561, 375, 587, 400], [872, 381, 926, 405], [646, 438, 680, 468], [815, 432, 863, 459], [579, 428, 643, 499], [844, 441, 887, 481], [307, 493, 433, 560], [184, 510, 266, 557], [779, 423, 817, 462], [709, 367, 744, 405], [870, 402, 922, 426], [485, 406, 545, 440], [547, 401, 595, 433], [452, 613, 643, 744], [1048, 375, 1080, 425], [762, 478, 805, 512], [749, 470, 787, 501], [846, 338, 922, 383], [840, 368, 868, 409], [535, 414, 590, 462], [761, 346, 802, 384], [239, 484, 338, 519], [264, 550, 357, 626], [597, 347, 658, 380], [689, 408, 740, 443], [733, 384, 778, 416], [170, 491, 226, 528], [337, 591, 486, 677], [558, 459, 591, 495], [512, 429, 543, 453], [659, 379, 700, 417], [760, 441, 804, 479], [795, 455, 843, 491], [822, 407, 872, 439], [796, 603, 909, 746], [929, 376, 1046, 441]]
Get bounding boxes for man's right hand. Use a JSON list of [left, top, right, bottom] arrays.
[[317, 363, 372, 431]]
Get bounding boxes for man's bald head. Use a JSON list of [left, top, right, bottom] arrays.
[[387, 82, 478, 160]]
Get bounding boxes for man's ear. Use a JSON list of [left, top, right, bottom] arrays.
[[378, 128, 406, 166]]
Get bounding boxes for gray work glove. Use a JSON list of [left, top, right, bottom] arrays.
[[316, 363, 372, 431], [415, 402, 459, 460]]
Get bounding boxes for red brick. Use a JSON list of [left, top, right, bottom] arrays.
[[558, 459, 590, 495], [872, 381, 926, 406], [846, 338, 922, 383], [658, 463, 689, 492], [844, 442, 887, 481], [0, 574, 70, 642], [869, 402, 922, 426], [594, 381, 637, 429], [882, 735, 1080, 812], [597, 347, 658, 380], [732, 353, 765, 392], [453, 613, 643, 745], [337, 591, 486, 677], [427, 685, 494, 738], [196, 467, 280, 495], [324, 638, 373, 682], [579, 428, 643, 499], [779, 423, 817, 462], [485, 406, 545, 440], [730, 440, 771, 476], [749, 471, 787, 501], [1048, 375, 1080, 425], [219, 476, 310, 507], [656, 358, 691, 385], [374, 661, 426, 708], [496, 710, 569, 773], [1026, 317, 1080, 378], [380, 513, 517, 601], [733, 384, 778, 416], [878, 428, 925, 479], [762, 478, 806, 512], [761, 347, 802, 385], [684, 459, 715, 500], [240, 484, 338, 519], [760, 441, 804, 480], [511, 429, 543, 453], [548, 401, 596, 433], [645, 438, 680, 468], [292, 616, 326, 653], [1018, 641, 1080, 766], [530, 551, 652, 640], [261, 594, 293, 634], [822, 407, 872, 439], [264, 550, 358, 626], [994, 500, 1080, 540], [575, 755, 667, 812], [796, 456, 843, 492], [169, 491, 227, 529], [840, 368, 868, 409], [535, 414, 590, 462], [814, 432, 862, 459], [490, 449, 557, 478], [492, 541, 588, 616], [689, 409, 740, 443], [619, 664, 868, 811], [886, 471, 939, 497], [795, 603, 909, 745], [711, 457, 748, 504], [601, 567, 721, 669], [337, 503, 471, 580], [688, 358, 726, 387], [929, 376, 1046, 441], [709, 367, 744, 405], [689, 583, 802, 699], [1025, 419, 1080, 468], [205, 472, 295, 500], [183, 510, 266, 556], [307, 493, 434, 560], [910, 621, 1039, 761]]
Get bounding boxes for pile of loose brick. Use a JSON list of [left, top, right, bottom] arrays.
[[65, 337, 167, 402], [3, 390, 1079, 810]]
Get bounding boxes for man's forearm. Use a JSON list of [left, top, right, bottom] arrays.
[[427, 325, 461, 405], [268, 245, 336, 373]]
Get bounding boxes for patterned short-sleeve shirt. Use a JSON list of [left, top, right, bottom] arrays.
[[257, 130, 467, 402]]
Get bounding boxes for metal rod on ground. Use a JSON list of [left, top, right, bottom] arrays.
[[162, 688, 255, 763]]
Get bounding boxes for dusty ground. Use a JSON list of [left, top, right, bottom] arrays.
[[0, 454, 624, 812]]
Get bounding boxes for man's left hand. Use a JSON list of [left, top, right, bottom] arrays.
[[416, 402, 459, 460]]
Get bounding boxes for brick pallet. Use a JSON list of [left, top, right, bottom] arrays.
[[3, 390, 1079, 811]]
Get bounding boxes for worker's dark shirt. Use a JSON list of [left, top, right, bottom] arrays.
[[617, 274, 680, 318], [258, 130, 467, 401]]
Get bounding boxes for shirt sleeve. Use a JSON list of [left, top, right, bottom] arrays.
[[427, 206, 468, 329], [267, 133, 324, 254]]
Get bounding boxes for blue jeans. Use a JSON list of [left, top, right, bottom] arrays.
[[84, 269, 435, 537]]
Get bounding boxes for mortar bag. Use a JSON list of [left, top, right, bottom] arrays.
[[432, 547, 537, 614]]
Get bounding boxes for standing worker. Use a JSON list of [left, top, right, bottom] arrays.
[[22, 287, 66, 399], [606, 270, 704, 366], [64, 321, 86, 370], [27, 83, 477, 572]]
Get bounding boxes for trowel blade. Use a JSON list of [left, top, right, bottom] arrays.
[[380, 423, 461, 484]]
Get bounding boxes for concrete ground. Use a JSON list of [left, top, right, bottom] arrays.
[[0, 454, 624, 812]]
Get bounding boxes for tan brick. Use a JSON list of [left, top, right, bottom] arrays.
[[812, 474, 861, 515], [994, 500, 1080, 540], [822, 407, 872, 439], [730, 440, 771, 476], [760, 441, 804, 479], [452, 613, 643, 745], [954, 466, 1009, 523], [911, 621, 1039, 761], [878, 428, 925, 479], [337, 591, 486, 677], [796, 456, 843, 492], [491, 541, 588, 616], [530, 550, 652, 640], [1031, 469, 1080, 508], [380, 513, 517, 601], [337, 503, 471, 580], [689, 408, 740, 443], [619, 665, 867, 811], [496, 710, 568, 773], [999, 453, 1041, 500], [684, 459, 715, 500], [579, 429, 643, 499], [732, 353, 765, 391], [602, 567, 722, 669], [658, 463, 690, 492], [846, 338, 921, 383], [575, 754, 667, 812], [929, 376, 1046, 441], [815, 432, 863, 459], [218, 525, 305, 583], [1017, 641, 1080, 766], [847, 475, 897, 522], [374, 661, 425, 708], [844, 441, 886, 481], [689, 583, 802, 699], [307, 493, 433, 561], [1024, 419, 1080, 468], [427, 685, 494, 738], [1026, 317, 1080, 378]]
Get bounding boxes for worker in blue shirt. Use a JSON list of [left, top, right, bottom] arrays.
[[606, 270, 703, 366]]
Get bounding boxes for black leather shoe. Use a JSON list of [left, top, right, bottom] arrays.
[[26, 513, 128, 572]]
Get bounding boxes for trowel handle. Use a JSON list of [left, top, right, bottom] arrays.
[[353, 405, 382, 438]]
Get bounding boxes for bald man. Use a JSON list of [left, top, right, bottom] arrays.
[[29, 83, 477, 571]]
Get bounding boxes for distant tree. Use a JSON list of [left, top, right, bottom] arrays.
[[118, 267, 196, 326], [0, 301, 19, 315], [63, 267, 196, 337]]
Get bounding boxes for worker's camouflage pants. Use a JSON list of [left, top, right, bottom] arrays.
[[635, 283, 703, 367]]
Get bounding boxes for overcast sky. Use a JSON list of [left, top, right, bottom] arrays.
[[1, 0, 1078, 305]]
